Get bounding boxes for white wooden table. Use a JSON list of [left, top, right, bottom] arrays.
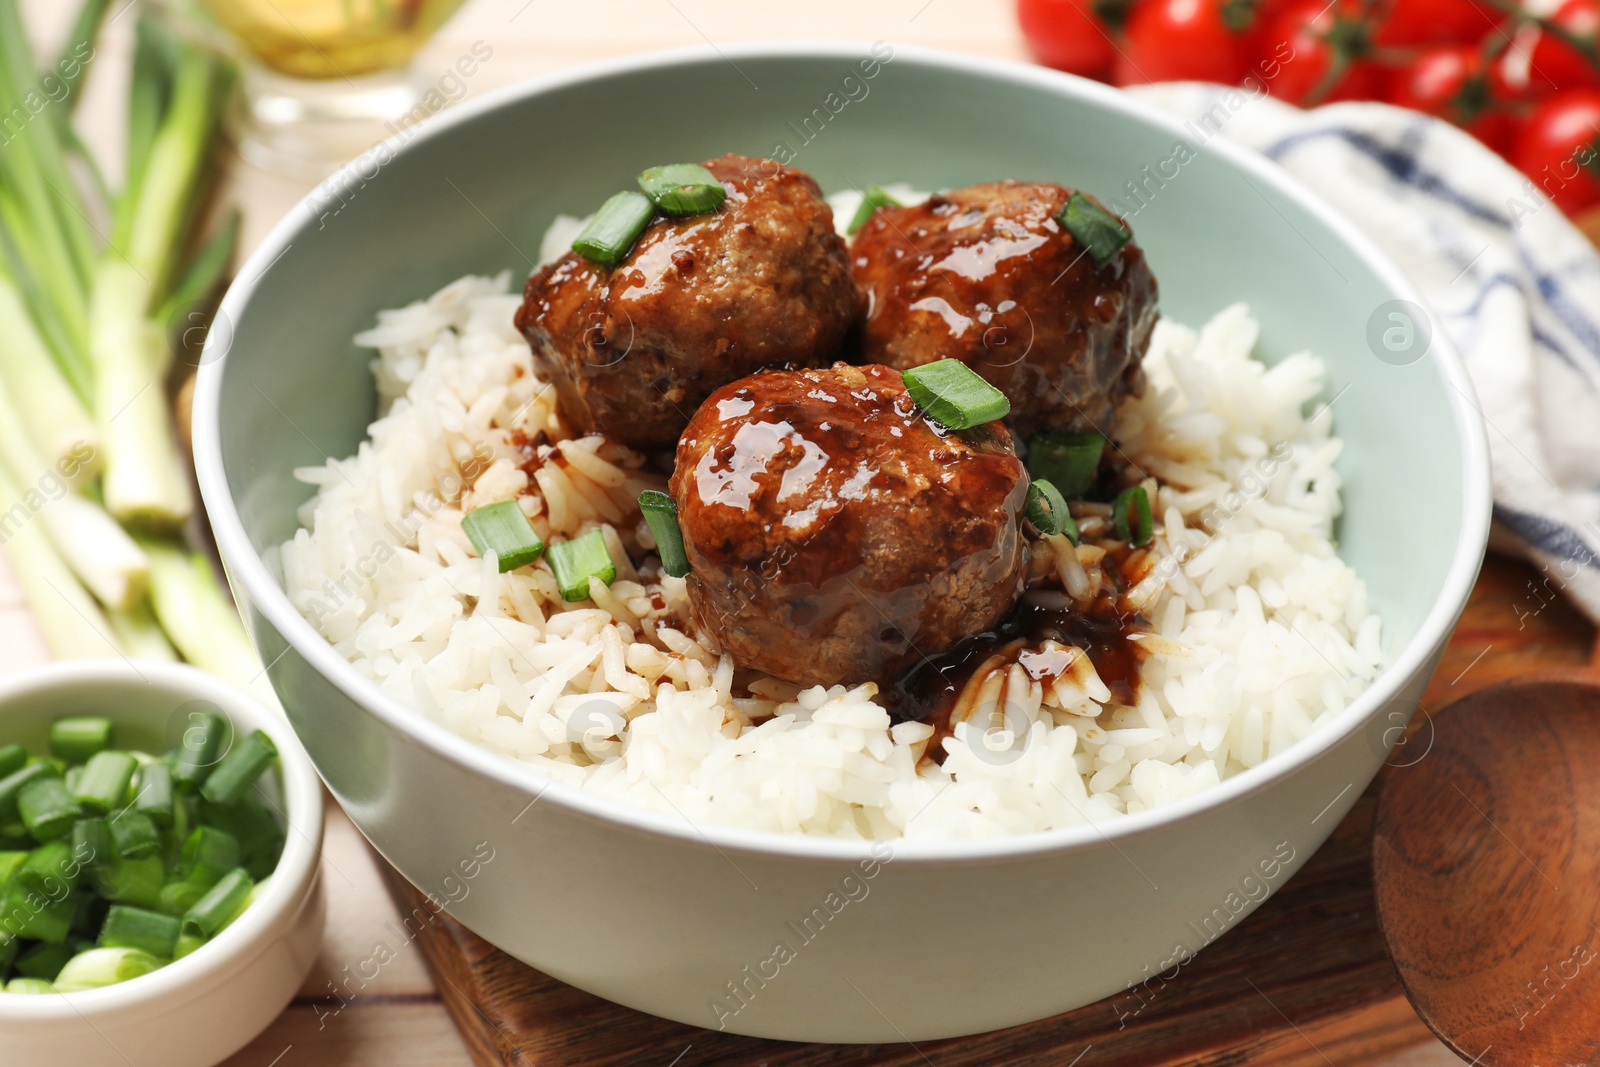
[[14, 1, 1460, 1062]]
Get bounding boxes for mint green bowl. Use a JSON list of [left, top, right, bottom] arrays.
[[194, 44, 1490, 1042]]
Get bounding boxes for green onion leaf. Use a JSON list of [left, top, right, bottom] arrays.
[[16, 840, 82, 895], [198, 731, 277, 807], [72, 751, 137, 815], [52, 946, 165, 992], [90, 853, 166, 910], [72, 818, 115, 872], [158, 880, 208, 917], [847, 183, 902, 235], [182, 867, 252, 939], [572, 191, 656, 267], [1113, 486, 1154, 547], [638, 491, 690, 579], [49, 717, 113, 762], [172, 930, 205, 959], [902, 359, 1011, 431], [0, 763, 57, 825], [1, 883, 77, 943], [109, 810, 161, 860], [177, 826, 240, 889], [548, 530, 617, 602], [1026, 430, 1105, 499], [18, 777, 80, 841], [636, 163, 727, 216], [1058, 191, 1132, 266], [0, 744, 26, 779], [171, 710, 227, 792], [98, 904, 180, 959], [133, 763, 174, 827], [461, 500, 545, 573], [1025, 479, 1080, 544]]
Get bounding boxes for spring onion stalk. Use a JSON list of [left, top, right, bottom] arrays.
[[170, 709, 224, 792], [548, 531, 617, 602], [51, 0, 109, 117], [637, 491, 689, 578], [0, 269, 99, 475], [461, 500, 544, 572], [52, 946, 164, 991], [572, 191, 656, 267], [199, 732, 276, 806], [48, 717, 112, 762], [140, 538, 271, 703], [107, 599, 179, 662]]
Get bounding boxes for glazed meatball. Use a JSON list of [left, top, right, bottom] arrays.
[[851, 180, 1158, 438], [515, 154, 860, 450], [670, 363, 1030, 688]]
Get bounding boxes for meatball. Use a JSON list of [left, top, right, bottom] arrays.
[[850, 180, 1159, 438], [670, 363, 1029, 688], [515, 154, 860, 450]]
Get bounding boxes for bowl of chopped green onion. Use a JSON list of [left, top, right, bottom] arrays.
[[0, 661, 323, 1067]]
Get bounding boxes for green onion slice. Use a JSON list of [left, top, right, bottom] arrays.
[[171, 711, 227, 792], [6, 977, 55, 994], [461, 500, 545, 573], [902, 359, 1011, 431], [52, 947, 165, 992], [636, 163, 727, 216], [1058, 190, 1132, 266], [847, 183, 902, 235], [182, 867, 253, 939], [110, 810, 161, 860], [572, 190, 656, 267], [0, 744, 26, 779], [548, 530, 617, 602], [1026, 430, 1105, 499], [199, 731, 277, 807], [17, 776, 80, 842], [1113, 485, 1154, 547], [49, 717, 113, 763], [134, 763, 174, 827], [98, 904, 181, 959], [1025, 479, 1080, 544], [73, 751, 136, 815], [638, 491, 690, 579]]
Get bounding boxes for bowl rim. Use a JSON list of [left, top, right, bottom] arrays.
[[193, 40, 1492, 865], [0, 660, 324, 1020]]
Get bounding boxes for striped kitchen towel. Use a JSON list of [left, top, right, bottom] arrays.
[[1132, 83, 1600, 623]]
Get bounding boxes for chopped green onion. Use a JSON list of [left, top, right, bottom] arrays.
[[98, 904, 180, 958], [1026, 430, 1105, 499], [133, 762, 173, 827], [571, 190, 655, 267], [1113, 486, 1154, 547], [847, 183, 902, 235], [172, 930, 205, 959], [0, 744, 26, 779], [199, 795, 283, 881], [90, 853, 166, 909], [72, 751, 137, 815], [902, 359, 1011, 431], [461, 500, 545, 573], [14, 940, 72, 981], [1, 883, 77, 943], [72, 818, 115, 872], [18, 776, 80, 841], [171, 710, 226, 792], [1025, 479, 1080, 544], [178, 826, 240, 889], [1058, 190, 1132, 266], [636, 163, 726, 216], [548, 530, 616, 602], [52, 946, 165, 992], [16, 840, 81, 894], [110, 810, 161, 860], [0, 763, 56, 824], [49, 717, 114, 762], [6, 977, 55, 994], [199, 731, 276, 806], [158, 880, 207, 917], [182, 867, 251, 939], [0, 850, 24, 889], [638, 491, 689, 579]]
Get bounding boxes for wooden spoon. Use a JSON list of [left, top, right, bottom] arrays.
[[1372, 664, 1600, 1066]]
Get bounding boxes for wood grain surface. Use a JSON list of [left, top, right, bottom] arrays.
[[372, 553, 1596, 1066]]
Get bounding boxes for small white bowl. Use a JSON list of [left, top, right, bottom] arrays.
[[0, 661, 324, 1067]]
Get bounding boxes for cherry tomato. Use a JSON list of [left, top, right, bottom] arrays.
[[1263, 0, 1388, 104], [1512, 89, 1600, 214], [1370, 0, 1501, 47], [1113, 0, 1253, 86], [1389, 45, 1518, 154], [1017, 0, 1117, 78], [1525, 0, 1600, 95]]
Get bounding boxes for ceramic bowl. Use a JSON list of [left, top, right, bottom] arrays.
[[193, 43, 1489, 1042], [0, 661, 324, 1067]]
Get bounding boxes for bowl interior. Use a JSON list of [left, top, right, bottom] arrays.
[[207, 46, 1473, 802]]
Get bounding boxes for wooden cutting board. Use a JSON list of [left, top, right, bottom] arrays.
[[377, 553, 1597, 1065]]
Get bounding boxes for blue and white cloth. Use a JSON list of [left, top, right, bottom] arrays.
[[1134, 84, 1600, 622]]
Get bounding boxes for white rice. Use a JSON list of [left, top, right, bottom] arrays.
[[281, 270, 1380, 841]]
